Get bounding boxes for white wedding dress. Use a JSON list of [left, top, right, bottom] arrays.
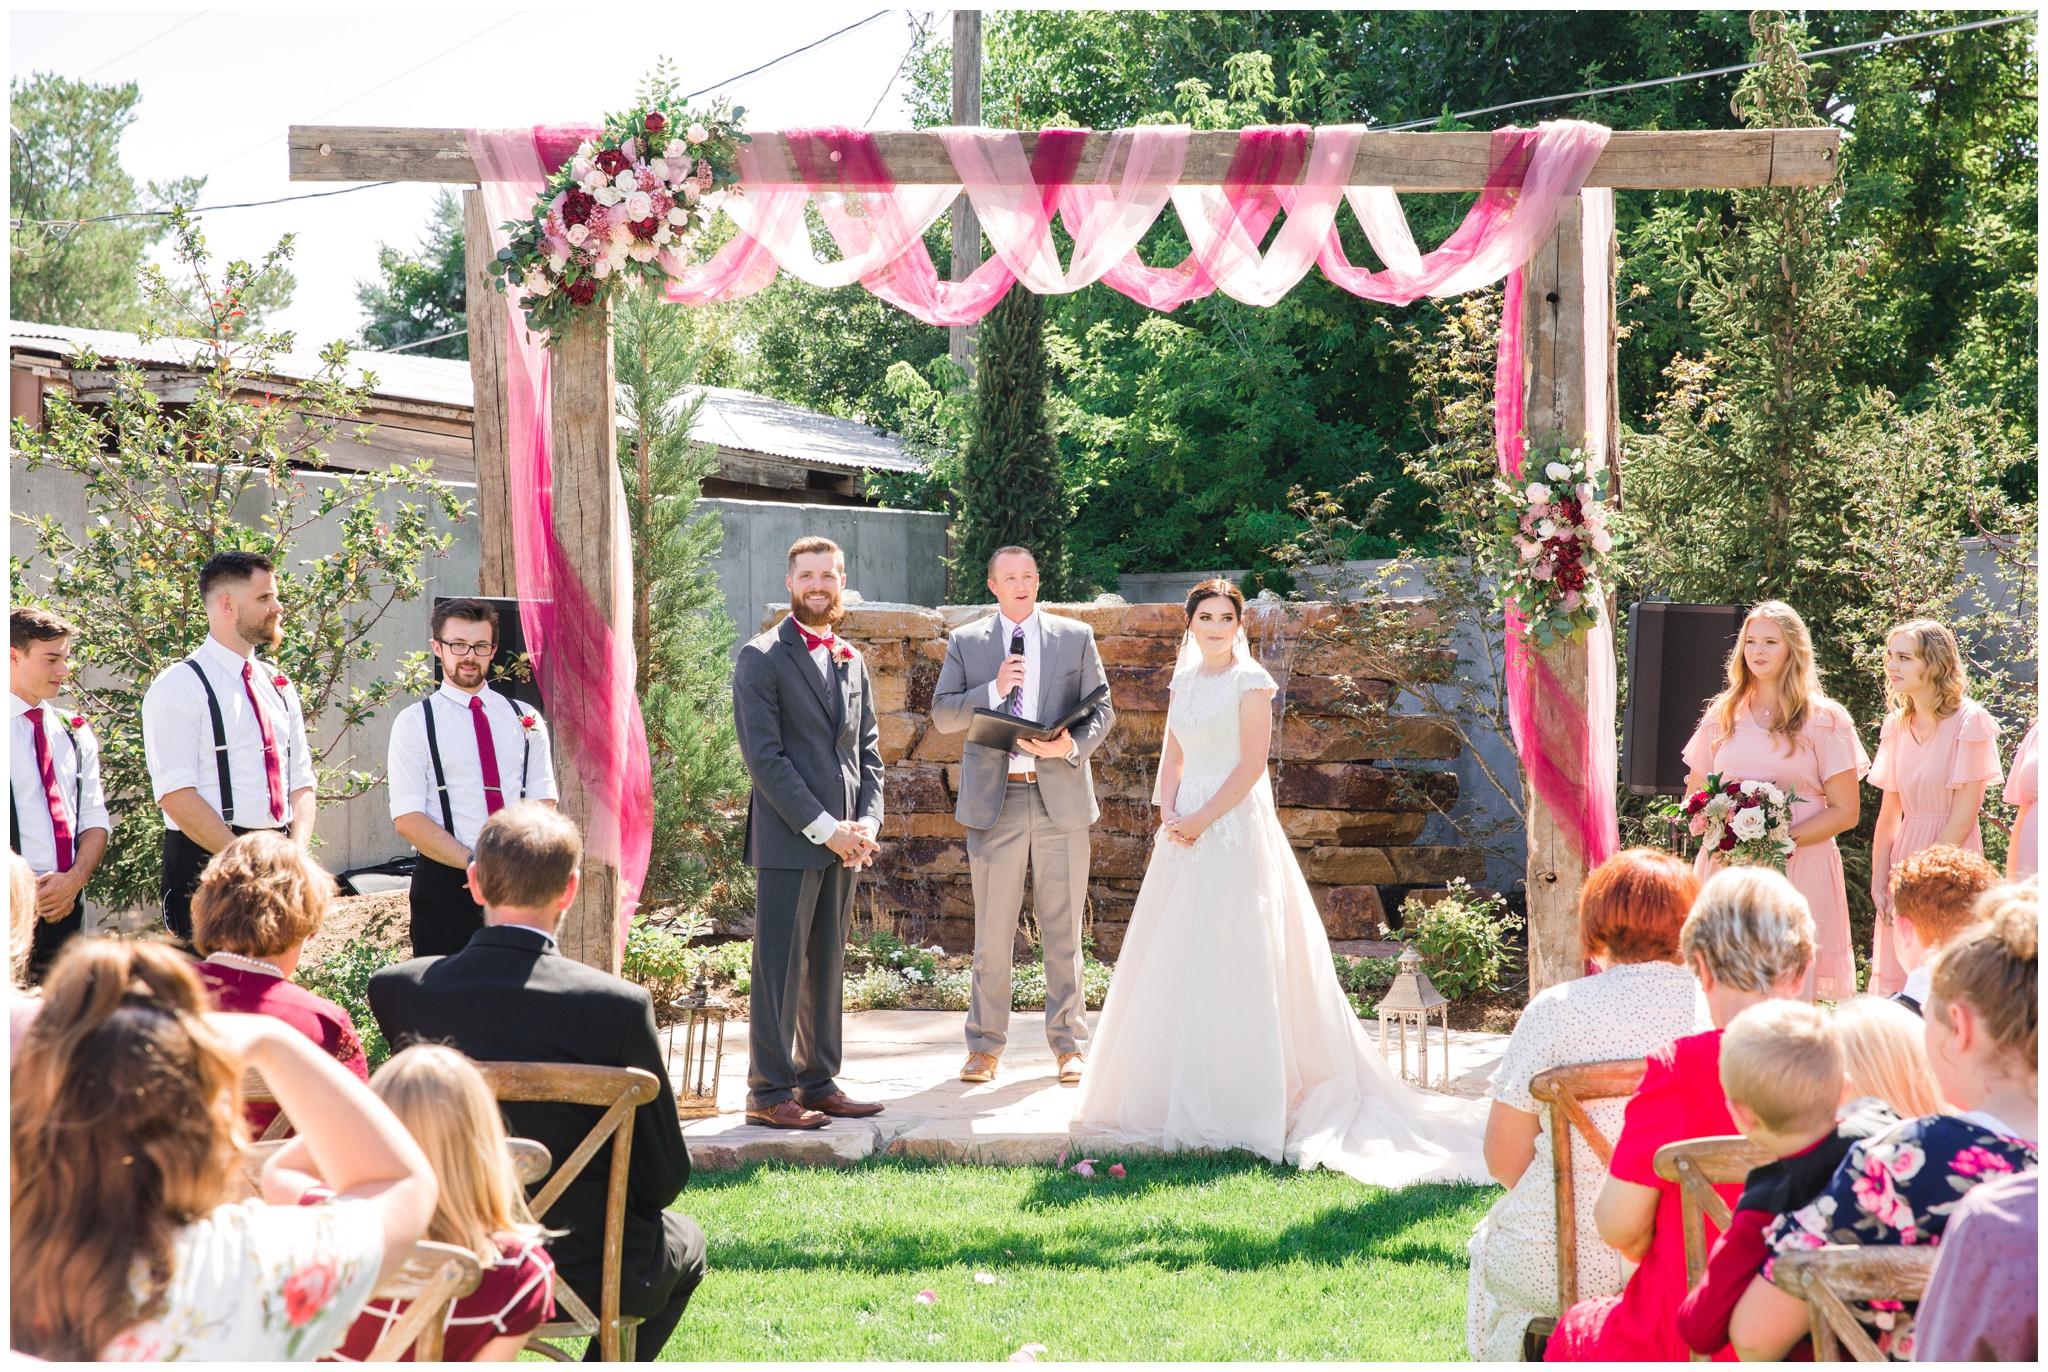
[[1072, 651, 1490, 1188]]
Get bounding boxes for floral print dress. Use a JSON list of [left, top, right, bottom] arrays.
[[102, 1197, 385, 1361], [1762, 1113, 2038, 1361]]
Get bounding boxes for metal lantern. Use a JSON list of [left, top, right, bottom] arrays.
[[1375, 947, 1452, 1090], [665, 968, 729, 1120]]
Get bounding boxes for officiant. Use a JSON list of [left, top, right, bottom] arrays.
[[931, 546, 1114, 1089]]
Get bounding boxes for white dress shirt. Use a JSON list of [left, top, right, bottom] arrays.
[[789, 617, 878, 847], [387, 683, 559, 849], [986, 609, 1044, 776], [9, 693, 111, 874], [142, 636, 316, 830]]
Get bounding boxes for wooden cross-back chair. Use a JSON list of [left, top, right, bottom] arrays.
[[1652, 1135, 1775, 1361], [362, 1239, 484, 1361], [474, 1061, 662, 1363], [1771, 1246, 1940, 1363], [1521, 1058, 1650, 1360]]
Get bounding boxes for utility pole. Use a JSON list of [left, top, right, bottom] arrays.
[[948, 8, 982, 381]]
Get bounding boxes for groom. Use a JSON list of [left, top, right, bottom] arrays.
[[932, 546, 1114, 1087], [731, 536, 886, 1130]]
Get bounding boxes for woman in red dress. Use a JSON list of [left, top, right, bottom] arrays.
[[1546, 866, 1817, 1362]]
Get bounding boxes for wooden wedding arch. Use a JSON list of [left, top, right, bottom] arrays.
[[289, 124, 1839, 984]]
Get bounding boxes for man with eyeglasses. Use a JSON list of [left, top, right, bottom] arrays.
[[387, 598, 558, 956]]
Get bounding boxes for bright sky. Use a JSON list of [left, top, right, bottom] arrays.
[[9, 4, 931, 346]]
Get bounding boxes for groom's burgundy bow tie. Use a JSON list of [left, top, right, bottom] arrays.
[[798, 625, 836, 653]]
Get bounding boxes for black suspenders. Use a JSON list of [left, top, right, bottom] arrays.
[[418, 690, 534, 836], [9, 710, 85, 857], [187, 658, 237, 823]]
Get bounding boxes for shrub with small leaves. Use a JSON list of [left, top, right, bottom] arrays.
[[297, 936, 409, 1068], [703, 939, 752, 996], [1394, 880, 1522, 1000], [622, 917, 709, 1009]]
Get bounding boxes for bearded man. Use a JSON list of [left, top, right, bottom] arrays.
[[729, 536, 886, 1129]]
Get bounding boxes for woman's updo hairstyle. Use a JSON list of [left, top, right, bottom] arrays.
[[1928, 881, 2037, 1070], [1184, 577, 1245, 624]]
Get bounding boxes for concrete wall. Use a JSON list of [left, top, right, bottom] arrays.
[[701, 498, 950, 646]]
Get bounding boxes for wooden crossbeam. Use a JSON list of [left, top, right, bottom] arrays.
[[291, 126, 1838, 191]]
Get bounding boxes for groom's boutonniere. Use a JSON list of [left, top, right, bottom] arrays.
[[519, 713, 541, 734], [832, 641, 856, 667]]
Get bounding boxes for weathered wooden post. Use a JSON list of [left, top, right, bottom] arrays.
[[461, 190, 516, 598]]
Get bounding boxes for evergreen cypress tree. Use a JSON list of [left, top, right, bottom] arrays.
[[613, 286, 753, 922], [953, 284, 1069, 599]]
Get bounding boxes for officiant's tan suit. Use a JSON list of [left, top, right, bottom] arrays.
[[931, 604, 1114, 1071]]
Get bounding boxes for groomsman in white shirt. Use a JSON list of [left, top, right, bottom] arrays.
[[142, 551, 316, 942], [9, 608, 110, 978], [386, 597, 558, 956]]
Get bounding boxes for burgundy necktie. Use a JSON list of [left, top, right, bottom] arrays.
[[241, 660, 287, 824], [470, 695, 506, 815], [27, 710, 73, 872]]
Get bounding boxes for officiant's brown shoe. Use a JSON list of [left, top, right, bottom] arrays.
[[746, 1100, 829, 1130], [805, 1091, 884, 1118], [960, 1052, 1000, 1083], [1058, 1053, 1085, 1086]]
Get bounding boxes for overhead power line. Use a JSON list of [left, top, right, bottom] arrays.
[[687, 10, 892, 99], [376, 327, 468, 354], [78, 10, 207, 80]]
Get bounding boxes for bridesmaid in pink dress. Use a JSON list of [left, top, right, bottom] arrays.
[[2003, 721, 2037, 880], [1868, 619, 2003, 993], [1682, 602, 1868, 1002]]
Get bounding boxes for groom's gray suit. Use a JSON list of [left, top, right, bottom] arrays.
[[931, 611, 1114, 1058]]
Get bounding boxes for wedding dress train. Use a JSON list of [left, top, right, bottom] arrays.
[[1072, 657, 1489, 1188]]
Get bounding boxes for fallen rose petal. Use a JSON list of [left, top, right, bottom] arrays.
[[974, 1272, 997, 1285], [1010, 1343, 1048, 1363], [1108, 1163, 1126, 1178], [914, 1289, 938, 1306], [1054, 1151, 1066, 1170], [1071, 1162, 1095, 1179]]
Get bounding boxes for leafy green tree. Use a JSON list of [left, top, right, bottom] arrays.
[[356, 188, 469, 358], [612, 285, 753, 923], [9, 72, 213, 329], [954, 285, 1070, 599], [8, 211, 467, 908]]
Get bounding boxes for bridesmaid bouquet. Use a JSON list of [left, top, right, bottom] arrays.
[[1674, 773, 1802, 872]]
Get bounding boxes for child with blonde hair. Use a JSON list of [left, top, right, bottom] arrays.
[[1834, 995, 1946, 1118], [1678, 1000, 1902, 1358], [266, 1044, 556, 1361]]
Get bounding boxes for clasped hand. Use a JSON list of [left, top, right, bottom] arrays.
[[1159, 807, 1208, 847], [826, 819, 879, 870]]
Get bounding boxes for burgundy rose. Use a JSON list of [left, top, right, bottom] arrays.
[[644, 111, 667, 134], [1724, 781, 1742, 795], [562, 188, 596, 226], [566, 276, 600, 305], [628, 216, 661, 240], [1719, 831, 1738, 852], [1559, 496, 1584, 525], [594, 147, 633, 179]]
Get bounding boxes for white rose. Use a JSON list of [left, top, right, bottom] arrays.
[[1591, 527, 1613, 554], [615, 169, 637, 193], [682, 181, 701, 205], [1535, 519, 1558, 540], [687, 122, 709, 144], [590, 256, 613, 279], [571, 157, 594, 182], [1730, 807, 1767, 841], [1525, 482, 1552, 505], [565, 224, 590, 246], [1739, 779, 1761, 795], [627, 240, 658, 262], [1761, 783, 1785, 805], [1545, 461, 1571, 481], [649, 158, 670, 181], [667, 206, 691, 225], [524, 275, 554, 297], [594, 185, 622, 206], [624, 191, 654, 220], [548, 250, 570, 273], [1517, 539, 1541, 561], [653, 225, 673, 245]]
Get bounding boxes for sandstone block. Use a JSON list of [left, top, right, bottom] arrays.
[[890, 765, 952, 813], [944, 764, 963, 796], [1276, 713, 1462, 763], [872, 672, 908, 714], [878, 875, 940, 916], [838, 605, 944, 639], [878, 712, 923, 762], [1322, 885, 1386, 940], [863, 639, 908, 673], [1095, 798, 1157, 835], [1106, 664, 1174, 713], [899, 813, 966, 839], [1118, 603, 1187, 636], [1095, 635, 1175, 667], [940, 604, 997, 631], [1042, 602, 1126, 635], [1280, 674, 1394, 713], [906, 654, 942, 715], [1297, 844, 1484, 885], [686, 1118, 874, 1170], [1090, 833, 1152, 880], [1093, 754, 1157, 802], [1292, 638, 1456, 682], [912, 725, 964, 763], [1273, 762, 1457, 812], [1277, 808, 1427, 846], [899, 838, 970, 876], [919, 637, 949, 662], [1108, 710, 1166, 752]]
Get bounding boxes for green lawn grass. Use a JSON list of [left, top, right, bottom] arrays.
[[641, 1153, 1498, 1362]]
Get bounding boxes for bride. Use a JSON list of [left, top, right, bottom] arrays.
[[1072, 579, 1488, 1187]]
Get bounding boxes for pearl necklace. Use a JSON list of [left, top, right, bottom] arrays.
[[206, 950, 285, 979]]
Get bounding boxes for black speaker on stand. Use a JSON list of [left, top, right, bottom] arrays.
[[1621, 602, 1747, 795], [430, 595, 545, 714]]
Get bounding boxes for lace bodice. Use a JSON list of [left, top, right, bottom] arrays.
[[1158, 660, 1278, 851]]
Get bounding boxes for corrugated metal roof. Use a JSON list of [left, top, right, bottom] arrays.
[[8, 320, 475, 410], [686, 386, 918, 473]]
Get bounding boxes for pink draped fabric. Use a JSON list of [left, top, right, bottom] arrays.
[[466, 127, 654, 945]]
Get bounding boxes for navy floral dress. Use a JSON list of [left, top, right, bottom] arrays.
[[1763, 1114, 2038, 1361]]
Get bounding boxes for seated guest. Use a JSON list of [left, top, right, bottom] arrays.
[[1886, 844, 2000, 1014], [1833, 995, 1946, 1119], [1676, 1001, 1898, 1359], [1545, 866, 1816, 1363], [1466, 848, 1708, 1361], [1914, 1168, 2037, 1361], [1730, 883, 2038, 1362], [264, 1044, 556, 1362], [369, 803, 705, 1363], [191, 831, 369, 1134], [9, 939, 436, 1361], [9, 851, 40, 1058]]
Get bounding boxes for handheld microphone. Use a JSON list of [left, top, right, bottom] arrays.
[[1006, 628, 1026, 713]]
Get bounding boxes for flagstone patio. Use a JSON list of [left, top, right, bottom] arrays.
[[672, 1009, 1508, 1170]]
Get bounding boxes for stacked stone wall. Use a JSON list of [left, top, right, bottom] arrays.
[[768, 600, 1485, 958]]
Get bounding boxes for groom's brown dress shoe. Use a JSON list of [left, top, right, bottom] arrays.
[[805, 1091, 885, 1118], [1058, 1052, 1085, 1086], [960, 1052, 999, 1083], [746, 1100, 829, 1130]]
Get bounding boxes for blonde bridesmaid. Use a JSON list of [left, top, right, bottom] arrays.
[[1682, 602, 1867, 1002], [2003, 721, 2037, 880], [1867, 618, 2003, 993]]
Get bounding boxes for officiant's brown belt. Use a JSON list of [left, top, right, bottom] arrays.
[[1007, 772, 1039, 784]]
